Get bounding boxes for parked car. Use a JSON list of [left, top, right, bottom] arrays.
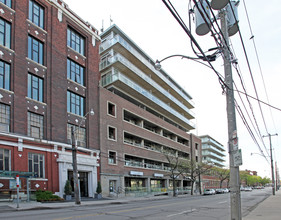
[[215, 188, 224, 194], [244, 187, 252, 192], [223, 188, 230, 193], [203, 189, 216, 195]]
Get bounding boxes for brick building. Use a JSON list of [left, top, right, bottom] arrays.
[[99, 25, 202, 197], [0, 0, 100, 199]]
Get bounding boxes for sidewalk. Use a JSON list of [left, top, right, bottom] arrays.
[[0, 194, 173, 212], [243, 189, 281, 220]]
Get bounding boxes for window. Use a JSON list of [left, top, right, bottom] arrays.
[[108, 126, 116, 140], [67, 59, 84, 86], [108, 102, 116, 117], [0, 60, 10, 90], [195, 143, 198, 150], [0, 0, 11, 8], [67, 123, 86, 148], [0, 18, 11, 48], [29, 0, 44, 29], [67, 28, 85, 55], [28, 73, 43, 102], [0, 148, 10, 171], [108, 151, 117, 164], [0, 103, 10, 132], [28, 36, 44, 65], [28, 153, 44, 178], [28, 112, 44, 139], [67, 91, 84, 116]]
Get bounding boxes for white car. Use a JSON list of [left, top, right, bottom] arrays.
[[203, 189, 216, 195]]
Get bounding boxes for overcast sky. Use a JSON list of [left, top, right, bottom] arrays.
[[64, 0, 281, 178]]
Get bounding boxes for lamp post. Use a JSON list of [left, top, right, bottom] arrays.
[[71, 108, 94, 205]]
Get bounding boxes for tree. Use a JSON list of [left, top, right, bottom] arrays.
[[213, 167, 230, 188], [162, 148, 185, 197], [184, 160, 213, 195]]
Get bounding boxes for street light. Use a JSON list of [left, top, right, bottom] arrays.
[[71, 108, 94, 205], [155, 54, 216, 71]]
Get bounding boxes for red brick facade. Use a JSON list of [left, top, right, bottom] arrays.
[[0, 0, 100, 199]]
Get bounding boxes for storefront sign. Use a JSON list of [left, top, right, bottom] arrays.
[[129, 171, 143, 176], [154, 173, 164, 177]]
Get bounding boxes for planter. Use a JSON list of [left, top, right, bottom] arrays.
[[65, 195, 72, 201], [95, 193, 102, 199]]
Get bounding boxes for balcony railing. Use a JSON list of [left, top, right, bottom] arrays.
[[101, 69, 195, 129], [99, 34, 194, 107], [100, 53, 195, 118]]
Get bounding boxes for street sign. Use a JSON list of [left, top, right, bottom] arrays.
[[233, 149, 242, 167]]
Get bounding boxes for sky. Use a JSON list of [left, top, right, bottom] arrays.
[[64, 0, 281, 179]]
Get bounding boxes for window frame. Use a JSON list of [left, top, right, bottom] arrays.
[[0, 60, 10, 90], [28, 73, 44, 102], [67, 59, 84, 86], [28, 35, 44, 65], [107, 102, 116, 117], [0, 148, 10, 171], [28, 0, 45, 29], [28, 152, 45, 178], [27, 112, 44, 139], [108, 126, 116, 141], [0, 103, 10, 132], [67, 123, 87, 148], [0, 18, 11, 48], [108, 151, 117, 165], [67, 91, 85, 116], [0, 0, 11, 8], [67, 28, 85, 55]]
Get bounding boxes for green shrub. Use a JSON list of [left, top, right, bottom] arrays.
[[96, 181, 102, 194], [36, 190, 63, 202], [64, 180, 72, 195]]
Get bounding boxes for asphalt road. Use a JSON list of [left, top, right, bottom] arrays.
[[0, 188, 271, 220]]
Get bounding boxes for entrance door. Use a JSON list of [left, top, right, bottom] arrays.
[[68, 171, 89, 197]]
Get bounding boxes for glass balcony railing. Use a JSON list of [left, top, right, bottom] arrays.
[[202, 145, 225, 157], [101, 69, 195, 129], [202, 151, 225, 161], [203, 158, 225, 167], [99, 34, 194, 107], [201, 138, 225, 151], [99, 53, 195, 118]]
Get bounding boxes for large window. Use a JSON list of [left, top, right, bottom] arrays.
[[28, 0, 44, 29], [0, 103, 10, 132], [0, 148, 10, 171], [0, 60, 10, 90], [28, 73, 43, 102], [108, 151, 117, 164], [67, 28, 85, 55], [67, 91, 84, 116], [28, 112, 44, 139], [28, 36, 44, 65], [67, 123, 86, 148], [28, 153, 44, 178], [67, 59, 84, 86], [0, 18, 11, 48], [0, 0, 11, 8]]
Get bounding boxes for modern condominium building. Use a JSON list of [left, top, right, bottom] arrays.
[[200, 135, 226, 168], [99, 25, 201, 197]]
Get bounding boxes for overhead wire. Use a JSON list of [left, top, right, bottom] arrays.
[[228, 0, 270, 138], [242, 0, 278, 134], [162, 0, 227, 91]]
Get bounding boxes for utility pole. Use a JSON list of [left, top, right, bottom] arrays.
[[263, 133, 278, 195], [220, 9, 241, 220], [71, 126, 81, 205]]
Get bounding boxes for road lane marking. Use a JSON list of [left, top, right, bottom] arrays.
[[167, 209, 197, 218], [218, 200, 227, 204]]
